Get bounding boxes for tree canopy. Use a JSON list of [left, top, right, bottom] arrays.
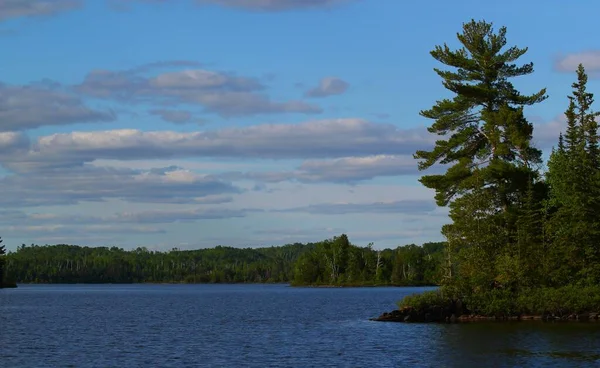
[[3, 237, 446, 286], [404, 19, 600, 317]]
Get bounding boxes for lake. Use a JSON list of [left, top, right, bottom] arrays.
[[1, 284, 600, 367]]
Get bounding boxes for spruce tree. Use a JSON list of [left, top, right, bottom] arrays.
[[0, 237, 5, 288], [415, 20, 547, 294], [546, 64, 600, 285]]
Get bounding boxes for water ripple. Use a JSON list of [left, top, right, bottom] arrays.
[[2, 285, 600, 367]]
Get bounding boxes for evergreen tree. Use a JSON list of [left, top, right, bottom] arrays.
[[546, 64, 600, 285], [395, 22, 600, 319], [0, 237, 5, 287], [415, 20, 547, 294]]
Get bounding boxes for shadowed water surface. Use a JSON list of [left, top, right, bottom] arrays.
[[2, 284, 600, 367]]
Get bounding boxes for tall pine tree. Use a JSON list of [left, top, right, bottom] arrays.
[[415, 20, 547, 294]]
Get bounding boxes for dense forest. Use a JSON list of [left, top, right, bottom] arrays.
[[292, 235, 444, 286], [397, 19, 600, 318], [0, 238, 16, 289], [2, 236, 445, 286]]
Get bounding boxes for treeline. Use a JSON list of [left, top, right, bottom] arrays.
[[5, 242, 312, 284], [293, 234, 444, 286], [0, 237, 15, 288], [3, 237, 445, 286]]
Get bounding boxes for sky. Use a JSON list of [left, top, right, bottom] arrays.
[[1, 0, 599, 251]]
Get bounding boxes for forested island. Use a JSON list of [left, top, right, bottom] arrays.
[[2, 235, 445, 287], [374, 19, 600, 323]]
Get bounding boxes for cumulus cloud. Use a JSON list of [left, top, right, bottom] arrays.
[[195, 0, 352, 11], [0, 205, 264, 246], [531, 114, 600, 150], [305, 77, 349, 98], [297, 155, 422, 181], [0, 207, 252, 227], [0, 119, 433, 173], [0, 83, 116, 130], [0, 132, 29, 154], [0, 0, 82, 22], [113, 207, 253, 223], [76, 67, 321, 117], [532, 115, 566, 149], [0, 224, 165, 237], [554, 50, 600, 76], [278, 199, 437, 215], [0, 165, 240, 207], [223, 155, 441, 184]]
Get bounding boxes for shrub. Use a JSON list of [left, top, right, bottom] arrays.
[[397, 285, 600, 317], [397, 290, 453, 312]]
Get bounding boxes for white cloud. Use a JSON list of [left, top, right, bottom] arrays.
[[194, 0, 353, 11], [1, 224, 165, 235], [277, 199, 437, 215], [0, 132, 29, 154], [0, 119, 433, 173], [0, 0, 82, 22], [242, 155, 440, 183], [532, 114, 566, 149], [305, 77, 349, 98], [218, 154, 439, 184], [0, 207, 252, 227], [227, 182, 435, 210], [0, 83, 115, 130], [554, 50, 600, 76], [76, 66, 321, 117], [0, 165, 240, 207]]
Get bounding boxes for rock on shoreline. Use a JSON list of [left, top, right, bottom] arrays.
[[370, 307, 600, 323]]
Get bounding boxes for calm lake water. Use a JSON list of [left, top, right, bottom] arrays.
[[2, 285, 600, 367]]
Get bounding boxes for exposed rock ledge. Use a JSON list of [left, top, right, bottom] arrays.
[[370, 307, 600, 323]]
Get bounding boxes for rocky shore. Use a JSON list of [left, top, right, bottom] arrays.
[[371, 306, 600, 323]]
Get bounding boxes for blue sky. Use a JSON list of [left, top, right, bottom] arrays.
[[1, 0, 599, 251]]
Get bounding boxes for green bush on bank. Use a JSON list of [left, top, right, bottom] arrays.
[[397, 290, 452, 312], [398, 286, 600, 317]]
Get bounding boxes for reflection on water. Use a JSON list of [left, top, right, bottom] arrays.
[[432, 322, 600, 367], [1, 284, 600, 368]]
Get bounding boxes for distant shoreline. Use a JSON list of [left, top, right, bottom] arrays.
[[9, 282, 437, 288]]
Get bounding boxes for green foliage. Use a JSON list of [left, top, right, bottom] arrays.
[[4, 236, 446, 286], [515, 286, 600, 316], [0, 237, 6, 288], [399, 20, 600, 317], [292, 237, 446, 287], [463, 289, 518, 316], [545, 64, 600, 286], [5, 242, 315, 284], [415, 19, 545, 207], [414, 19, 548, 300], [467, 286, 600, 316], [399, 286, 600, 317], [397, 290, 452, 312]]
